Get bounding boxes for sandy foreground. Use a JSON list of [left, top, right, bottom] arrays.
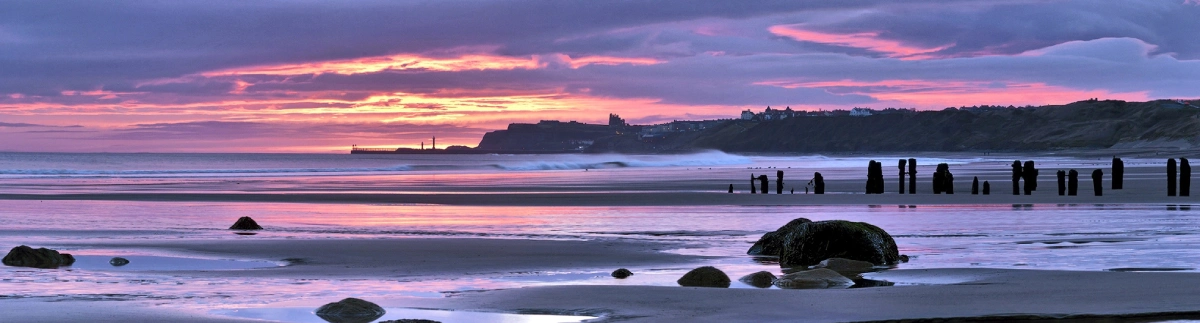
[[6, 237, 1200, 322]]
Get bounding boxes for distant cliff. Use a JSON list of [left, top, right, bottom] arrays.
[[477, 100, 1200, 153]]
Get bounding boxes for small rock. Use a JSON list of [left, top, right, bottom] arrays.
[[677, 266, 731, 288], [109, 257, 130, 266], [315, 297, 385, 323], [380, 320, 442, 323], [2, 245, 76, 269], [738, 271, 777, 288], [773, 268, 854, 289], [229, 216, 263, 230], [813, 258, 877, 277], [612, 268, 633, 279]]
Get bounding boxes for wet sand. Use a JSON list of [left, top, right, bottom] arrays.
[[8, 237, 1200, 322]]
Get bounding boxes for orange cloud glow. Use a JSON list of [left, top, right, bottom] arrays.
[[768, 24, 952, 60], [203, 53, 661, 76]]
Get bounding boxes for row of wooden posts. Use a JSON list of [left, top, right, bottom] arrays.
[[732, 157, 1192, 196]]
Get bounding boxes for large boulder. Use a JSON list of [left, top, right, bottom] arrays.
[[747, 218, 812, 256], [677, 266, 731, 288], [229, 216, 263, 230], [773, 268, 854, 289], [315, 298, 386, 323], [738, 271, 777, 288], [778, 220, 900, 267], [2, 245, 76, 269]]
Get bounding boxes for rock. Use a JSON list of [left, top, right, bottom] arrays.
[[813, 257, 877, 277], [380, 320, 441, 323], [677, 266, 731, 288], [747, 218, 812, 256], [109, 257, 130, 266], [2, 245, 76, 269], [611, 268, 633, 279], [772, 268, 854, 289], [738, 271, 777, 288], [229, 216, 263, 230], [778, 220, 900, 267], [315, 298, 386, 323]]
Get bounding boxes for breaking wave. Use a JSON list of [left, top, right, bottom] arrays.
[[492, 150, 752, 171]]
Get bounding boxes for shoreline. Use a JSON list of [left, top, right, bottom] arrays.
[[1, 192, 1195, 206]]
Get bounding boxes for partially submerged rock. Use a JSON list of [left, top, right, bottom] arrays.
[[778, 220, 901, 267], [738, 271, 777, 288], [315, 298, 386, 323], [611, 268, 633, 279], [677, 266, 731, 288], [109, 257, 130, 266], [2, 245, 76, 268], [747, 218, 812, 256], [813, 257, 877, 277], [229, 216, 263, 230], [773, 268, 854, 289]]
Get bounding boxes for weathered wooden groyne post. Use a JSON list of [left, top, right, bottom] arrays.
[[898, 159, 907, 194], [1182, 158, 1191, 197], [933, 163, 953, 194], [776, 171, 784, 195], [1022, 161, 1038, 195], [1112, 157, 1124, 190], [908, 158, 917, 194], [933, 166, 945, 194], [750, 174, 757, 194], [1057, 170, 1066, 196], [983, 181, 990, 195], [1092, 169, 1104, 196], [866, 160, 885, 194], [1169, 158, 1178, 197], [1011, 160, 1023, 195], [972, 177, 980, 195], [1068, 170, 1079, 196], [814, 172, 825, 194], [728, 184, 733, 193], [946, 166, 955, 194], [758, 175, 769, 194]]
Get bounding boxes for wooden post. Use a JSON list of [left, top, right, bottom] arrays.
[[898, 159, 907, 194], [1023, 160, 1037, 195], [776, 171, 784, 195], [983, 181, 990, 195], [1068, 170, 1079, 196], [750, 174, 756, 194], [1092, 169, 1103, 196], [758, 175, 769, 194], [971, 177, 979, 195], [1182, 158, 1191, 197], [728, 184, 733, 193], [1112, 157, 1124, 190], [908, 158, 917, 194], [814, 172, 825, 194], [1012, 160, 1023, 195], [1057, 170, 1066, 196], [1169, 158, 1178, 197]]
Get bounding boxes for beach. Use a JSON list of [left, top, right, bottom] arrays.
[[2, 152, 1199, 322]]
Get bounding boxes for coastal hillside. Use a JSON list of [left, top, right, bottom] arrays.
[[478, 100, 1200, 153], [598, 99, 1200, 153]]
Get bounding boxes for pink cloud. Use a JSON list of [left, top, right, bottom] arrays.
[[202, 52, 661, 77], [768, 24, 953, 60]]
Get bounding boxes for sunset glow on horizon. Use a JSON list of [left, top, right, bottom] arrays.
[[2, 1, 1199, 152]]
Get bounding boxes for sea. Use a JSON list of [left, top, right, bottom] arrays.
[[1, 151, 1197, 321]]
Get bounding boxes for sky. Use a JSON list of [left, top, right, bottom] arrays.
[[2, 1, 1199, 153]]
